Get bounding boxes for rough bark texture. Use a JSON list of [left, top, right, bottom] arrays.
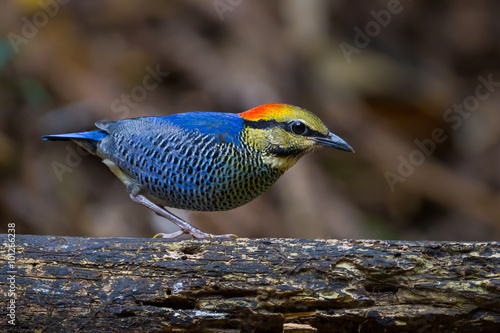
[[1, 235, 499, 332]]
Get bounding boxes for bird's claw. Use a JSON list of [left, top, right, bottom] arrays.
[[153, 231, 185, 239], [153, 230, 238, 239]]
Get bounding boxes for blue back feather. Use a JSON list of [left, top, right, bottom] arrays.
[[155, 112, 244, 145], [44, 112, 244, 145]]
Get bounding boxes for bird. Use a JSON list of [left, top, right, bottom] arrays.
[[43, 103, 354, 238]]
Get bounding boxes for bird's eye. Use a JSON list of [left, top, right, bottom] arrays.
[[290, 121, 307, 135]]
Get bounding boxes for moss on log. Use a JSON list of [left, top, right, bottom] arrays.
[[1, 235, 499, 332]]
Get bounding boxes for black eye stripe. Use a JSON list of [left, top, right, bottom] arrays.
[[243, 119, 328, 138], [243, 119, 280, 130]]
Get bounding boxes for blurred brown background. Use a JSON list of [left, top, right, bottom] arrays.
[[0, 0, 499, 240]]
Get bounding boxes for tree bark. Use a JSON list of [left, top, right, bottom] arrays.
[[1, 235, 499, 332]]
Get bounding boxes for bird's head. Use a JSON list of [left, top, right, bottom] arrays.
[[239, 103, 354, 170]]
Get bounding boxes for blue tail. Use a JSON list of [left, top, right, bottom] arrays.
[[43, 130, 108, 154]]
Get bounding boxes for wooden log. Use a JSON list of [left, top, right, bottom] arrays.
[[1, 235, 499, 332]]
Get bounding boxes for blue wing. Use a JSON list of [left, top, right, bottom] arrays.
[[43, 112, 245, 154], [155, 112, 244, 145], [107, 112, 245, 146]]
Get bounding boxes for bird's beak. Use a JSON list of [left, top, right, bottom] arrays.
[[314, 132, 354, 152]]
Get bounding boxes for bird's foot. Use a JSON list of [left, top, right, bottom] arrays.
[[153, 229, 238, 239], [128, 193, 237, 239], [153, 231, 186, 239]]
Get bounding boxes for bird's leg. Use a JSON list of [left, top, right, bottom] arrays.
[[128, 193, 237, 239]]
